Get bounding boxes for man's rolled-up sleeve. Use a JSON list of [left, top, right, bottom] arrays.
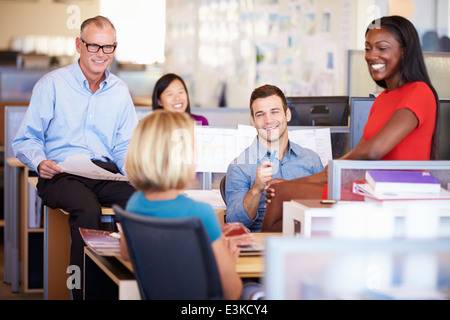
[[224, 164, 258, 229]]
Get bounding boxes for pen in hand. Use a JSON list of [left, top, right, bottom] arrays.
[[270, 150, 277, 162]]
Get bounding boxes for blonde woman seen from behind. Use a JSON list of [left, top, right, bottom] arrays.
[[125, 110, 242, 300]]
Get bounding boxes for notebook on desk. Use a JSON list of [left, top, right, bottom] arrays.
[[79, 228, 121, 256]]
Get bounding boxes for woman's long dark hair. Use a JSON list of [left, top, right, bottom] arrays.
[[151, 73, 192, 114], [366, 16, 440, 160]]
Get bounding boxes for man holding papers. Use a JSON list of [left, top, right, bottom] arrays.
[[225, 85, 323, 232], [12, 16, 138, 299]]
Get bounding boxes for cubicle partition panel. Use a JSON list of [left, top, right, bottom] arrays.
[[4, 106, 30, 292], [134, 106, 152, 120], [328, 160, 450, 201], [191, 107, 251, 126], [134, 107, 252, 126], [265, 237, 450, 300], [0, 68, 48, 102], [4, 106, 27, 160]]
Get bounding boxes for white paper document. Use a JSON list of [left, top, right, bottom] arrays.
[[58, 154, 128, 181], [288, 128, 332, 168], [195, 127, 245, 173]]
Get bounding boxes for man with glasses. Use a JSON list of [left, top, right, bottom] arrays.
[[13, 16, 138, 300]]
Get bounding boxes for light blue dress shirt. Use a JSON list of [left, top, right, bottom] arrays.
[[12, 61, 138, 175], [225, 137, 324, 232]]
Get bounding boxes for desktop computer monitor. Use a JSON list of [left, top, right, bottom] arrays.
[[286, 96, 349, 127], [349, 97, 375, 150]]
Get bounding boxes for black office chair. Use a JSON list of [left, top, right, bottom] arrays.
[[113, 205, 223, 300], [219, 175, 227, 205]]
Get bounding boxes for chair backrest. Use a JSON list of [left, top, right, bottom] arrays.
[[219, 175, 226, 205], [113, 205, 223, 300]]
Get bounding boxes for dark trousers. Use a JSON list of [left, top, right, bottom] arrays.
[[37, 161, 135, 300]]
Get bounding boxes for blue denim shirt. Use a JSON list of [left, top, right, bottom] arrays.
[[225, 137, 324, 232]]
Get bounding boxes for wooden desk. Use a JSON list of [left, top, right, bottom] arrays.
[[84, 247, 140, 300], [236, 233, 281, 278], [43, 202, 114, 300], [6, 156, 25, 167], [44, 206, 71, 299], [236, 256, 264, 278]]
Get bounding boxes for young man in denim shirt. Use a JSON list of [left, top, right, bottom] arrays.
[[225, 85, 324, 232]]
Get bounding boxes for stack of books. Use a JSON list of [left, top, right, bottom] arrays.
[[353, 170, 450, 201]]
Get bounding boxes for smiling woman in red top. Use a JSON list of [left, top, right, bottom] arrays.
[[344, 16, 439, 161], [362, 82, 436, 160], [261, 16, 440, 232]]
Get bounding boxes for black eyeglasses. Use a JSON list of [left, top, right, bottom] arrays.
[[80, 38, 116, 54]]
